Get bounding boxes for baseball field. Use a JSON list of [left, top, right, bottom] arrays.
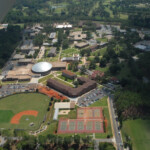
[[0, 93, 49, 130]]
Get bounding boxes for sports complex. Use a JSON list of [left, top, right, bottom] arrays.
[[0, 93, 49, 130], [58, 107, 104, 134]]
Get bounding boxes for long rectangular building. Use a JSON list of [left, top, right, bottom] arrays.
[[47, 77, 97, 97]]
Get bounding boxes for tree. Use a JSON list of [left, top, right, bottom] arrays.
[[64, 136, 73, 148], [74, 81, 79, 88], [74, 135, 80, 145], [34, 34, 44, 47], [38, 135, 47, 146], [62, 39, 69, 49], [109, 64, 120, 75], [99, 143, 115, 150], [89, 60, 96, 70], [80, 65, 86, 75], [86, 31, 92, 40], [99, 58, 107, 67], [56, 136, 63, 147], [94, 56, 100, 63]]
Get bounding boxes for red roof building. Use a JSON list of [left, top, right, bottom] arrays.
[[91, 70, 104, 80], [62, 70, 77, 79]]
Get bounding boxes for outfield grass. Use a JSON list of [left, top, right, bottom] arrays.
[[122, 119, 150, 150], [0, 110, 14, 123], [0, 93, 49, 130]]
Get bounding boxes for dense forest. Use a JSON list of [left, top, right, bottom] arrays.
[[0, 25, 21, 68], [3, 0, 150, 28]]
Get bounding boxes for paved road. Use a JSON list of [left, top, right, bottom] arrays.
[[108, 96, 124, 150]]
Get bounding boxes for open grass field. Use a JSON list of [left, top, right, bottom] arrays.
[[0, 93, 49, 130], [122, 119, 150, 150]]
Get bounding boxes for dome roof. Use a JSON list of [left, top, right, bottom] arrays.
[[32, 62, 52, 73]]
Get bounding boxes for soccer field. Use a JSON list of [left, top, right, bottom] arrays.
[[0, 93, 49, 130]]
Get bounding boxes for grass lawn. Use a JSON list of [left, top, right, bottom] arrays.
[[119, 13, 128, 20], [0, 93, 49, 130], [96, 65, 109, 73], [61, 48, 79, 57], [57, 75, 74, 83], [58, 106, 78, 119], [96, 38, 108, 43], [95, 108, 112, 138], [53, 77, 74, 87], [89, 96, 108, 107], [92, 47, 107, 56], [38, 74, 54, 83], [122, 119, 150, 150], [0, 81, 18, 85]]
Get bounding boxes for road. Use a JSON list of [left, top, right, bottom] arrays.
[[108, 96, 124, 150]]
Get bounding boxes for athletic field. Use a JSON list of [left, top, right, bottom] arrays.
[[0, 93, 49, 130], [58, 107, 104, 134]]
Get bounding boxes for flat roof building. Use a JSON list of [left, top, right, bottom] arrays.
[[61, 54, 81, 62], [49, 32, 56, 39], [12, 54, 25, 60], [75, 42, 89, 49], [28, 50, 35, 56], [70, 31, 87, 41], [4, 64, 33, 81], [21, 40, 33, 54], [62, 70, 77, 80], [53, 102, 75, 120], [18, 59, 33, 66], [48, 47, 57, 57], [47, 77, 97, 98], [55, 23, 72, 29], [51, 62, 67, 70]]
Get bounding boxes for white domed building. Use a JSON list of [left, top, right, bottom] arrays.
[[32, 62, 52, 76]]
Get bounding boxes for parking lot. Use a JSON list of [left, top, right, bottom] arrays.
[[0, 83, 37, 98], [77, 88, 106, 107]]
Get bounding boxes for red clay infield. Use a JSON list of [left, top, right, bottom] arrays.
[[11, 110, 38, 124]]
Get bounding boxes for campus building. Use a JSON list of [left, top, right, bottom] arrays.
[[62, 70, 77, 80], [47, 77, 97, 97], [47, 47, 57, 57]]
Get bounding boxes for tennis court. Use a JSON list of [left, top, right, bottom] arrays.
[[57, 119, 104, 134], [77, 107, 103, 120]]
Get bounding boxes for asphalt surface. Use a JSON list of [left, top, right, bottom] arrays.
[[108, 96, 124, 150], [78, 88, 106, 107]]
